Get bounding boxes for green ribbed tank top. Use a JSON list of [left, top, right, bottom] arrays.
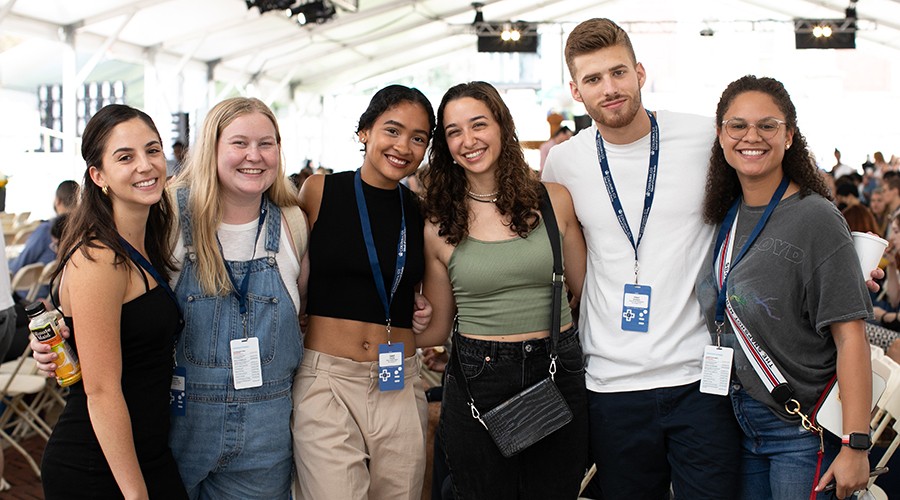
[[448, 219, 572, 335]]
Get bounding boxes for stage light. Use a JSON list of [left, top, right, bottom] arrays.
[[476, 21, 538, 53], [794, 18, 855, 49], [285, 0, 336, 26]]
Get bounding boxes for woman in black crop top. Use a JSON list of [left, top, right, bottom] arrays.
[[419, 81, 589, 499], [293, 85, 444, 500], [41, 105, 186, 498]]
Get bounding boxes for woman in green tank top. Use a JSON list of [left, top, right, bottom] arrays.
[[419, 81, 590, 499]]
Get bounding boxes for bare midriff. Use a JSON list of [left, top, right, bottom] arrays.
[[305, 315, 418, 362]]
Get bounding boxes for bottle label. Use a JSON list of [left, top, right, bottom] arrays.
[[31, 323, 59, 344], [52, 342, 79, 379]]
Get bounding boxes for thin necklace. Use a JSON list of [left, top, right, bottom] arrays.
[[466, 192, 498, 203], [467, 189, 498, 198]]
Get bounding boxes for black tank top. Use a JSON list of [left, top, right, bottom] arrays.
[[306, 171, 424, 328]]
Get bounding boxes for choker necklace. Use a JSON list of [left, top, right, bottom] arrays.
[[467, 190, 499, 203]]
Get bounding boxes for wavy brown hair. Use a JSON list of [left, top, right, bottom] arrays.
[[56, 104, 175, 282], [702, 75, 830, 224], [421, 81, 541, 245]]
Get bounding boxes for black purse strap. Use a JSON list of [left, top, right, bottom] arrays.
[[451, 182, 565, 412], [538, 183, 564, 364]]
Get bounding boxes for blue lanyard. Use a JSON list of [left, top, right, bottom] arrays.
[[118, 236, 182, 320], [119, 236, 184, 364], [219, 197, 267, 318], [596, 109, 659, 282], [354, 169, 406, 340], [713, 176, 790, 325]]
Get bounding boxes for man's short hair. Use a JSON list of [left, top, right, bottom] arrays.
[[554, 126, 573, 138], [885, 174, 900, 193], [836, 182, 859, 199], [564, 18, 636, 80], [55, 180, 79, 209], [51, 213, 69, 240]]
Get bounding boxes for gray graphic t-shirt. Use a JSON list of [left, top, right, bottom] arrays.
[[696, 192, 872, 420]]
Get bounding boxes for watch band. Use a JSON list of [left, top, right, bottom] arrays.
[[841, 432, 872, 450]]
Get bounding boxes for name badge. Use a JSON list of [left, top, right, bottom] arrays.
[[699, 345, 734, 396], [621, 283, 651, 332], [230, 337, 263, 390], [170, 365, 186, 416], [378, 342, 405, 392]]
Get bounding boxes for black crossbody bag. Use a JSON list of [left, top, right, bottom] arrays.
[[450, 185, 573, 458]]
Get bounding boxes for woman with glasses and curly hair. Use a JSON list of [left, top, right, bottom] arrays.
[[419, 81, 588, 499], [696, 75, 872, 500]]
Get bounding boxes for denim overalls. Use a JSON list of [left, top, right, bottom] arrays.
[[169, 190, 302, 499]]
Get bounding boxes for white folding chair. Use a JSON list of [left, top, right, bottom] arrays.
[[868, 347, 900, 494], [0, 346, 52, 477], [11, 262, 46, 303]]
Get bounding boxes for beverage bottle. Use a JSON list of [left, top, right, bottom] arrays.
[[25, 301, 82, 387]]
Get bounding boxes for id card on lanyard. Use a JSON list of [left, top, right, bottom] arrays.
[[596, 110, 658, 333], [699, 177, 790, 397], [221, 198, 267, 391], [354, 169, 407, 391]]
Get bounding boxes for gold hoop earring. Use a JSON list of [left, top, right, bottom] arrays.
[[102, 185, 109, 196]]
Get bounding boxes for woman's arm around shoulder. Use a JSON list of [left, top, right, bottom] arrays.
[[543, 181, 586, 306], [416, 220, 456, 348], [63, 246, 149, 500]]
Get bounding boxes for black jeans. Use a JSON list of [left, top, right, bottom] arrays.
[[440, 327, 589, 500]]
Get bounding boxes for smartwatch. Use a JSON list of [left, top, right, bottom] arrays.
[[841, 433, 872, 450]]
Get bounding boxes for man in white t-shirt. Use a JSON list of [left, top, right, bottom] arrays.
[[542, 18, 741, 498]]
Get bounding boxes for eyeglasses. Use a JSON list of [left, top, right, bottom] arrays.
[[721, 117, 786, 140]]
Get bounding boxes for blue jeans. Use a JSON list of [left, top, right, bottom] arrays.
[[586, 381, 741, 499], [169, 192, 302, 500], [730, 385, 840, 500], [441, 327, 589, 500]]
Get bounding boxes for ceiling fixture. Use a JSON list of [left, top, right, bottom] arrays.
[[246, 0, 295, 14], [475, 21, 538, 53], [285, 1, 337, 26], [472, 2, 484, 25], [247, 0, 340, 25], [794, 0, 858, 49]]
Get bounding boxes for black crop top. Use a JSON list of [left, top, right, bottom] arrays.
[[306, 171, 425, 328]]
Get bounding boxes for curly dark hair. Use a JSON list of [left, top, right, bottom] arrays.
[[421, 81, 541, 245], [702, 75, 830, 224]]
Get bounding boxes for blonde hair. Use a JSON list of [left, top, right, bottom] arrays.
[[171, 97, 298, 296]]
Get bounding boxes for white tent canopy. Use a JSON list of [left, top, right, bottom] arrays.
[[1, 0, 899, 217], [3, 0, 900, 97]]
